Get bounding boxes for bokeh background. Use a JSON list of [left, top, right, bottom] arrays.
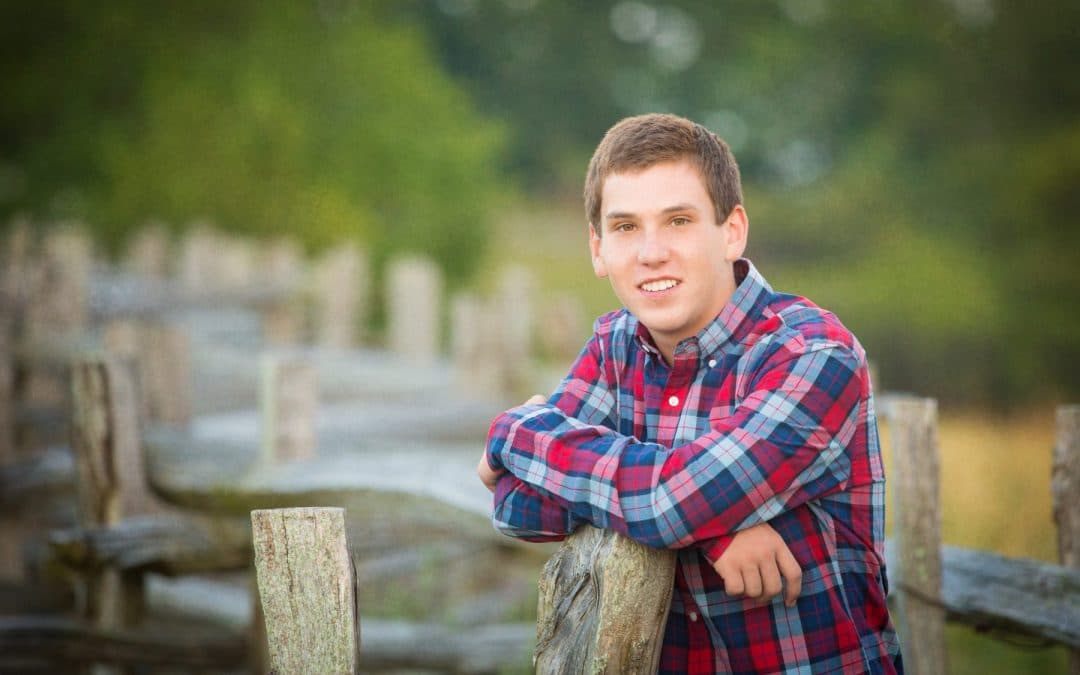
[[3, 1, 1078, 672]]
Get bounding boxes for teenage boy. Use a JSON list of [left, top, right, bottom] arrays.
[[477, 113, 902, 673]]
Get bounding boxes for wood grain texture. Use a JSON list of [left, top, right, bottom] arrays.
[[251, 507, 359, 675], [534, 525, 675, 674], [889, 396, 947, 675], [1054, 405, 1080, 673]]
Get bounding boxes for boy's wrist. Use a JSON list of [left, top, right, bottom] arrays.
[[699, 533, 737, 565]]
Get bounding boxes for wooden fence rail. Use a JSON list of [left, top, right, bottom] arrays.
[[247, 401, 1080, 674]]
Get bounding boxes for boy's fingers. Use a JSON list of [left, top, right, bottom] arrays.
[[741, 566, 763, 599], [760, 560, 783, 601], [777, 547, 803, 607], [721, 567, 744, 596], [524, 394, 546, 405]]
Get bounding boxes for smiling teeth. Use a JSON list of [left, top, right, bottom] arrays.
[[641, 279, 678, 292]]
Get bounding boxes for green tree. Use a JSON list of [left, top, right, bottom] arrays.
[[0, 1, 507, 286], [405, 0, 1079, 407]]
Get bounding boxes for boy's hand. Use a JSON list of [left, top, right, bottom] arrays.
[[712, 522, 802, 607], [478, 394, 548, 493]]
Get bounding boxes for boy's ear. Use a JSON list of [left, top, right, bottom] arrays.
[[588, 223, 608, 278], [724, 204, 749, 262]]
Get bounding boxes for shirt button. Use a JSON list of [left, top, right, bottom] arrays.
[[668, 395, 679, 406], [708, 358, 717, 368], [689, 611, 699, 622]]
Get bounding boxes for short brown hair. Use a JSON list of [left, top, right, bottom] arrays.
[[584, 113, 742, 233]]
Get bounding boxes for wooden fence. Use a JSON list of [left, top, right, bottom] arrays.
[[244, 402, 1080, 675], [1, 222, 1077, 674]]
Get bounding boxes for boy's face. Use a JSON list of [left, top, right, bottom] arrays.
[[589, 159, 747, 360]]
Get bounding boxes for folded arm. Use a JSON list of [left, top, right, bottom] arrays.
[[482, 332, 613, 541], [486, 341, 864, 550]]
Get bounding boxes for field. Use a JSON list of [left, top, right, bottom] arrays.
[[885, 411, 1069, 673]]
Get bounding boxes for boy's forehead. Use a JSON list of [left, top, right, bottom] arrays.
[[600, 159, 710, 215]]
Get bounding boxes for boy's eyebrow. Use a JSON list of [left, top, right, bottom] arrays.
[[660, 203, 698, 214], [603, 203, 699, 221]]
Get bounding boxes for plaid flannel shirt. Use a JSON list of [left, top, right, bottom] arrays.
[[486, 259, 902, 674]]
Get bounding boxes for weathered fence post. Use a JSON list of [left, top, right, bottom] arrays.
[[494, 265, 535, 395], [387, 256, 442, 366], [261, 237, 306, 347], [23, 227, 93, 425], [123, 223, 170, 279], [70, 357, 145, 636], [259, 355, 318, 463], [251, 507, 360, 675], [313, 243, 368, 350], [104, 319, 191, 429], [0, 317, 12, 464], [32, 226, 92, 337], [1, 223, 37, 579], [1054, 404, 1080, 675], [178, 225, 219, 292], [139, 321, 191, 427], [889, 396, 947, 675], [0, 317, 17, 579], [450, 292, 500, 397], [534, 526, 675, 673], [216, 234, 257, 290], [538, 293, 586, 365]]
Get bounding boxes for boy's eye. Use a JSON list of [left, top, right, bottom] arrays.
[[671, 216, 690, 226], [614, 222, 635, 232]]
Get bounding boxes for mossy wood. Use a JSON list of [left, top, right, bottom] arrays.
[[534, 525, 675, 674], [48, 514, 250, 576], [251, 507, 359, 675], [0, 615, 246, 670]]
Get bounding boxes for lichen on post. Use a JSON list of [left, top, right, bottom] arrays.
[[251, 507, 360, 675]]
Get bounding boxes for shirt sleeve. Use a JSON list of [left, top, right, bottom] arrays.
[[486, 340, 863, 550], [487, 331, 614, 541]]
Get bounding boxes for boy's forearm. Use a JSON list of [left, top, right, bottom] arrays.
[[486, 345, 864, 549]]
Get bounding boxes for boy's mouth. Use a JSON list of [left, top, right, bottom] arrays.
[[639, 278, 680, 293]]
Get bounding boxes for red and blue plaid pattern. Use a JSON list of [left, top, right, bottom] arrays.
[[487, 259, 902, 674]]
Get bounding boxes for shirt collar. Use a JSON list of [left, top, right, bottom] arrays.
[[634, 258, 774, 360]]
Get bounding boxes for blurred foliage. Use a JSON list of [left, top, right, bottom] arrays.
[[2, 0, 1077, 406], [0, 0, 507, 286], [400, 0, 1079, 408]]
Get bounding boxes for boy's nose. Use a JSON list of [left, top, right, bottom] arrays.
[[637, 231, 671, 265]]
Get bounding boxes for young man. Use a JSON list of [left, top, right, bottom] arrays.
[[477, 113, 902, 673]]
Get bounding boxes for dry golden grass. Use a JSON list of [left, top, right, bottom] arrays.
[[880, 407, 1062, 562], [878, 409, 1068, 675]]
